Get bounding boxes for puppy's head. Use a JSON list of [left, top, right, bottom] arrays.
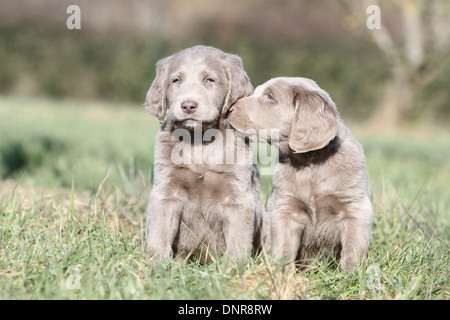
[[145, 46, 253, 131], [228, 77, 339, 153]]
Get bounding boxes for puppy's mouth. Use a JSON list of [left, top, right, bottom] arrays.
[[227, 119, 256, 138], [227, 120, 282, 144], [174, 118, 218, 131]]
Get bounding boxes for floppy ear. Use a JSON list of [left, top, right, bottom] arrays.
[[144, 56, 171, 123], [288, 88, 339, 153], [222, 54, 253, 114]]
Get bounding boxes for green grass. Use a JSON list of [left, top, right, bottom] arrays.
[[0, 96, 449, 299]]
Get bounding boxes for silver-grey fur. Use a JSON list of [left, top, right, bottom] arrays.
[[228, 77, 373, 270], [145, 46, 264, 264]]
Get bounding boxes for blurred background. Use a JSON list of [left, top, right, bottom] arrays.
[[1, 0, 450, 194], [1, 0, 450, 123]]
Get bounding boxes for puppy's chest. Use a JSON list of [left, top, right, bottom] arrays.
[[274, 165, 346, 217], [171, 135, 249, 166], [274, 165, 315, 198], [170, 167, 237, 203]]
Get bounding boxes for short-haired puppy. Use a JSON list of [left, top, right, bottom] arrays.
[[228, 77, 372, 269]]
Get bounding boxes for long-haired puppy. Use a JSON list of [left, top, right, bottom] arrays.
[[145, 46, 263, 264], [228, 77, 372, 269]]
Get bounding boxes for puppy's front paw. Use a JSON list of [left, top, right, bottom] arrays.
[[146, 247, 173, 267]]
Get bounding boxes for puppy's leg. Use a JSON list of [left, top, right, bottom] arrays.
[[146, 190, 183, 262], [222, 205, 255, 264], [270, 209, 309, 262], [253, 203, 266, 252], [339, 202, 372, 270]]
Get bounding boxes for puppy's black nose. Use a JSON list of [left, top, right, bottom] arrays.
[[181, 100, 198, 114]]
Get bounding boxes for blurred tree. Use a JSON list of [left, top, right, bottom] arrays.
[[345, 0, 450, 126]]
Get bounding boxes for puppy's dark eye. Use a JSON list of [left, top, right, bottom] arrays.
[[172, 78, 181, 84], [205, 78, 215, 84]]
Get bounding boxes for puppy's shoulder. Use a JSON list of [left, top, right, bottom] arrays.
[[337, 123, 365, 159]]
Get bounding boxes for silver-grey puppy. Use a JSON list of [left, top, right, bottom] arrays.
[[144, 46, 263, 264], [228, 77, 372, 269]]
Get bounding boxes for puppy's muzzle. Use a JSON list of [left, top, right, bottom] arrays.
[[181, 100, 198, 114]]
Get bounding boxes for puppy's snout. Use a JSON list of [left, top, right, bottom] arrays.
[[181, 100, 198, 114]]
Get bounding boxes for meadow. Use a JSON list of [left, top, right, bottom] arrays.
[[0, 95, 448, 299]]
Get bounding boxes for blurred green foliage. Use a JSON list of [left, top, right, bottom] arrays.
[[1, 21, 449, 122], [0, 26, 389, 120]]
